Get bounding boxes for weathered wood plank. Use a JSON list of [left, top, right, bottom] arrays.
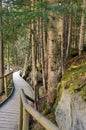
[[0, 71, 34, 130]]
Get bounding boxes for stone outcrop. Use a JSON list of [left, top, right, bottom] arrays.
[[55, 90, 86, 130]]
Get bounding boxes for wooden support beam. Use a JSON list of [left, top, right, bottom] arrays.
[[4, 77, 7, 97]]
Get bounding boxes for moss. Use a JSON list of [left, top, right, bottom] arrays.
[[41, 102, 48, 115], [41, 102, 52, 115], [53, 83, 62, 110], [32, 55, 86, 130], [61, 55, 86, 101], [46, 112, 56, 124], [37, 62, 42, 71], [20, 64, 32, 77], [39, 87, 44, 97], [30, 122, 45, 130], [79, 85, 86, 101], [26, 65, 32, 72], [20, 67, 26, 76]]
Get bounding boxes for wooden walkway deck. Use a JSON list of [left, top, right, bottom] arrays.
[[0, 71, 34, 130]]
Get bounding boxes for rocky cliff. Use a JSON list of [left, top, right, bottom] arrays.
[[55, 55, 86, 130], [55, 90, 86, 130]]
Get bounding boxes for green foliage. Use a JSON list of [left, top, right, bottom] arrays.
[[20, 64, 32, 77], [27, 64, 32, 71], [0, 0, 83, 40], [39, 87, 44, 97], [20, 67, 26, 76], [68, 48, 78, 59], [37, 61, 42, 71], [80, 85, 86, 101]]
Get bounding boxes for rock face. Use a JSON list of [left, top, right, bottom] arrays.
[[55, 90, 86, 130]]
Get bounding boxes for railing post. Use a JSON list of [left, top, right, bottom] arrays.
[[18, 94, 23, 130], [23, 107, 29, 130], [4, 77, 7, 97]]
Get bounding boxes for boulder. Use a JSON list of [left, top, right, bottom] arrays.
[[55, 90, 86, 130]]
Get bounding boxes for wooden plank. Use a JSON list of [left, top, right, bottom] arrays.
[[0, 71, 34, 130]]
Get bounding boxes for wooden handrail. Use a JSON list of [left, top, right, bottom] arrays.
[[4, 71, 13, 77], [0, 71, 13, 97], [19, 89, 59, 130], [0, 71, 13, 79]]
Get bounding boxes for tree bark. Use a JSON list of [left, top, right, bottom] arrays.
[[66, 16, 71, 56], [0, 0, 4, 95], [41, 17, 47, 92], [78, 0, 86, 56], [47, 7, 61, 103], [61, 16, 68, 75], [24, 54, 28, 68], [7, 44, 10, 73], [31, 0, 37, 88]]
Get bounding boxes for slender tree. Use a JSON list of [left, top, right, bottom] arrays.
[[61, 16, 68, 75], [0, 0, 4, 95], [66, 16, 71, 56], [78, 0, 86, 55], [7, 44, 10, 72], [40, 2, 47, 92]]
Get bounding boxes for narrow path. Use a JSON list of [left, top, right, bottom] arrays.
[[0, 71, 34, 130]]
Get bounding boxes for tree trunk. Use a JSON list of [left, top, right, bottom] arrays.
[[32, 30, 36, 87], [61, 16, 68, 75], [66, 16, 71, 56], [0, 0, 4, 95], [31, 0, 36, 87], [47, 8, 61, 103], [24, 54, 28, 68], [7, 44, 10, 73], [14, 46, 18, 68], [44, 17, 48, 89], [78, 0, 86, 56], [41, 17, 47, 92]]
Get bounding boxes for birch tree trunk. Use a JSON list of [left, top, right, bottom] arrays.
[[78, 0, 86, 56]]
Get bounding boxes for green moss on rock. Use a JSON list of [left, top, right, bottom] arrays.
[[53, 83, 62, 110], [61, 55, 86, 101], [79, 85, 86, 101]]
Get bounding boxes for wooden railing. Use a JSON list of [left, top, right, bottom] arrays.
[[0, 71, 13, 98], [18, 89, 59, 130], [4, 71, 13, 97]]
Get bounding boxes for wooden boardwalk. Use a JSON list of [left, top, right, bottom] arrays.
[[0, 71, 34, 130]]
